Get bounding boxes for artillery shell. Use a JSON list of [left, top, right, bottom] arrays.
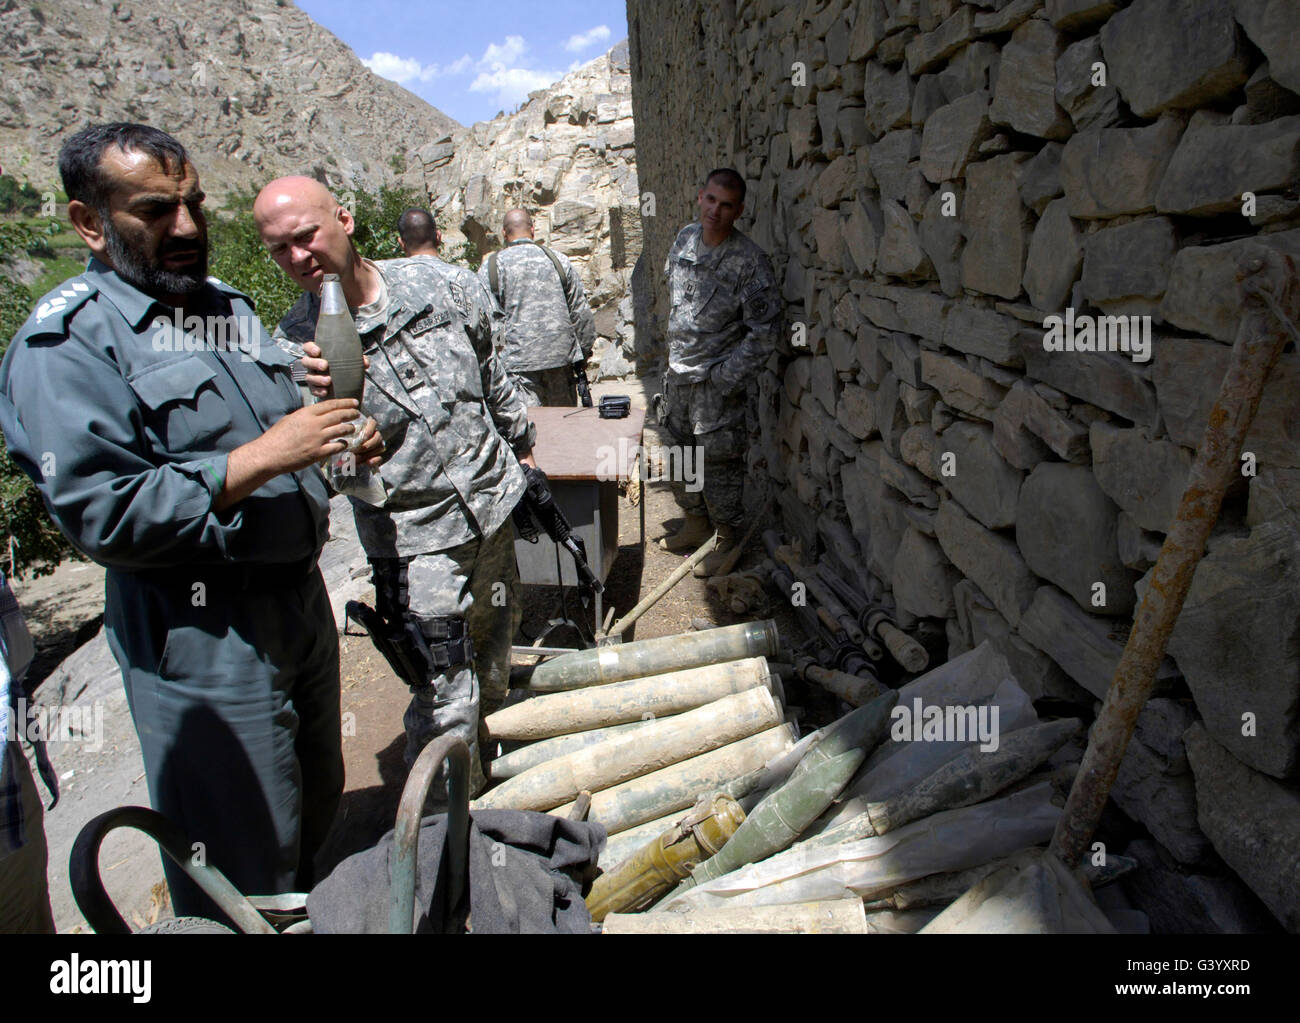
[[473, 687, 783, 812], [522, 621, 780, 692], [484, 657, 773, 741], [560, 725, 798, 836]]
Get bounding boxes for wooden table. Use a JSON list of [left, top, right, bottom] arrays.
[[514, 406, 646, 647]]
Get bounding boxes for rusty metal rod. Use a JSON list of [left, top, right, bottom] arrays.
[[604, 532, 719, 639], [1051, 247, 1300, 868]]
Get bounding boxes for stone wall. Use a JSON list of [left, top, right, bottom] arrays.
[[421, 42, 641, 374], [628, 0, 1300, 932]]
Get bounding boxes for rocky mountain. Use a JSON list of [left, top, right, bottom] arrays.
[[0, 0, 643, 370], [0, 0, 459, 198], [418, 40, 642, 371]]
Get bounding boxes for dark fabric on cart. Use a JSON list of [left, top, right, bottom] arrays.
[[307, 809, 606, 933]]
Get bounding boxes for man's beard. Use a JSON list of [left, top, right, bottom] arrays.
[[101, 214, 209, 296]]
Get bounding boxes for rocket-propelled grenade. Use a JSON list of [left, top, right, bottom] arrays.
[[314, 274, 386, 507], [669, 690, 899, 895]]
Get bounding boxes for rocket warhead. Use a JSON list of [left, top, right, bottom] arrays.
[[788, 689, 898, 779], [865, 716, 1085, 836], [685, 738, 880, 888]]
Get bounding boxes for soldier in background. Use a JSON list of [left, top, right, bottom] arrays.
[[660, 168, 781, 578], [479, 208, 596, 407], [396, 207, 442, 259], [256, 178, 535, 794]]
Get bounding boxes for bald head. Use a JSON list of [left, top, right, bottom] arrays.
[[502, 208, 534, 241], [253, 175, 338, 226], [254, 175, 359, 295]]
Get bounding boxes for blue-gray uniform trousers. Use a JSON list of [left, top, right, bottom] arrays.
[[103, 560, 343, 922]]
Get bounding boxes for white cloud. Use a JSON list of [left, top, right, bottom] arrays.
[[362, 52, 426, 84], [469, 66, 563, 109], [362, 51, 474, 84], [482, 35, 527, 67], [468, 35, 565, 110], [563, 25, 611, 53]]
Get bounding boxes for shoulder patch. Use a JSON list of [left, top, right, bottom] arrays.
[[24, 278, 98, 338], [448, 279, 469, 317]]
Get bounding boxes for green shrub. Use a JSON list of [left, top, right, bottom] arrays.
[[0, 221, 79, 577]]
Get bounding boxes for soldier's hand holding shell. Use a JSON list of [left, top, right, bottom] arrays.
[[301, 340, 371, 400]]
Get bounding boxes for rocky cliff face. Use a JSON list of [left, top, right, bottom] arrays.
[[0, 0, 458, 198], [628, 0, 1300, 932], [419, 40, 641, 371]]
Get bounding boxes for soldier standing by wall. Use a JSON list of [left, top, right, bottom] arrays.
[[256, 178, 536, 795], [479, 208, 597, 407], [660, 168, 781, 577], [0, 125, 382, 922]]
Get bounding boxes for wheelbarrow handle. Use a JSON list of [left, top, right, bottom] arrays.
[[389, 735, 471, 934], [70, 805, 277, 934]]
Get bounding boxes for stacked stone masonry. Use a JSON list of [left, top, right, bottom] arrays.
[[628, 0, 1300, 932]]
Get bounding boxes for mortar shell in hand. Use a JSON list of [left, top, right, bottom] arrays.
[[314, 274, 366, 403]]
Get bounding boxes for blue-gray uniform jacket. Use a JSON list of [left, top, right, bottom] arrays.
[[0, 257, 331, 575]]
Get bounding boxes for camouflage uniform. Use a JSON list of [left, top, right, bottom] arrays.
[[276, 257, 535, 793], [478, 239, 596, 407], [663, 222, 780, 526]]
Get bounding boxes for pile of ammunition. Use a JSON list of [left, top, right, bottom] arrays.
[[476, 625, 1123, 934]]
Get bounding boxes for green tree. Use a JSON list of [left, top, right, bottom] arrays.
[[0, 174, 43, 216]]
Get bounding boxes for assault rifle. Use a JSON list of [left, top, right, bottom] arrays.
[[513, 464, 603, 594]]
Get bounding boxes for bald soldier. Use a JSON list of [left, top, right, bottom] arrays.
[[0, 124, 383, 921], [254, 178, 535, 794], [479, 208, 596, 407]]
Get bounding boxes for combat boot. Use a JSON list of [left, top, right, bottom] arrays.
[[658, 512, 713, 552], [693, 523, 739, 578]]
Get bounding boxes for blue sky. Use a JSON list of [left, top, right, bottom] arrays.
[[297, 0, 629, 126]]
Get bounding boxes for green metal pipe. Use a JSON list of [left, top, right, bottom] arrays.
[[389, 736, 470, 934]]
